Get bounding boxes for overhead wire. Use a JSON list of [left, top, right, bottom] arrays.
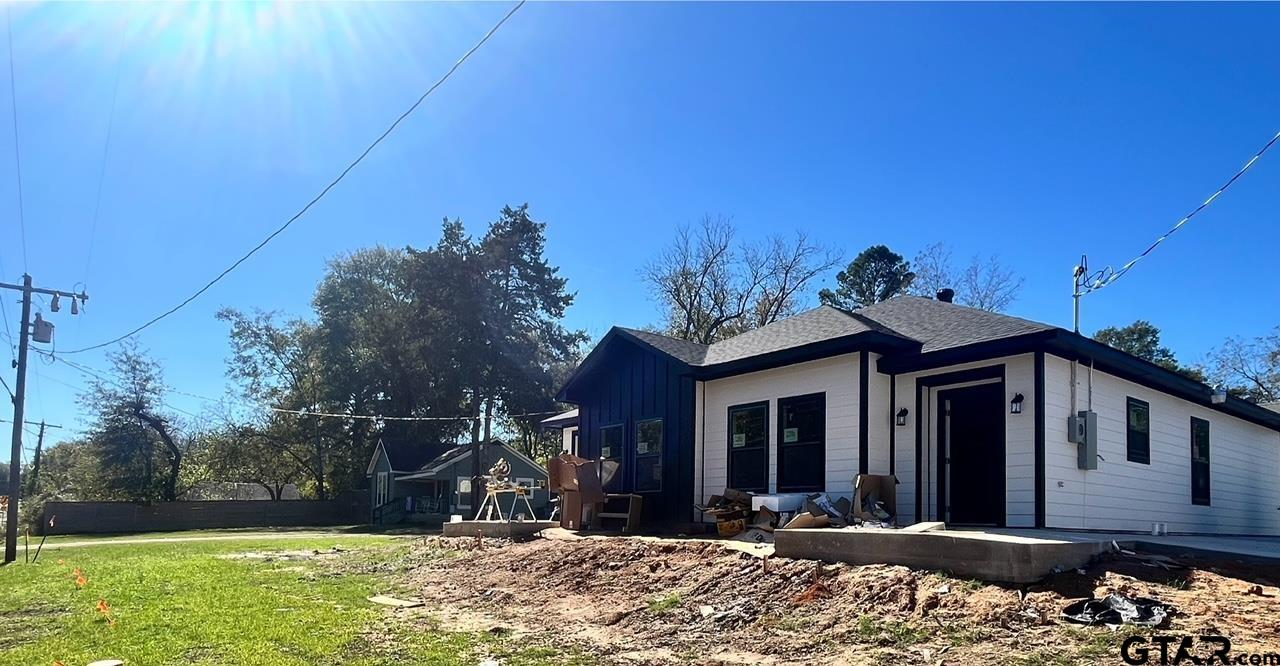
[[76, 30, 126, 344], [4, 6, 25, 273], [1082, 128, 1280, 293], [44, 352, 560, 424], [61, 0, 528, 355]]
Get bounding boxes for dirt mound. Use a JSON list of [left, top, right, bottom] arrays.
[[380, 535, 1280, 665]]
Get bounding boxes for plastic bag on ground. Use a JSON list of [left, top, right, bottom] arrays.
[[1061, 593, 1170, 627]]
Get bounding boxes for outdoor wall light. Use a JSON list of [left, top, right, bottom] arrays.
[[1211, 385, 1228, 405], [895, 407, 909, 426], [1010, 393, 1025, 415]]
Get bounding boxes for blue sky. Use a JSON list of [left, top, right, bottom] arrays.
[[2, 2, 1278, 454]]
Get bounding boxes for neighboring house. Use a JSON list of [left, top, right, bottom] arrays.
[[557, 294, 1280, 535], [541, 409, 580, 456], [365, 439, 549, 520]]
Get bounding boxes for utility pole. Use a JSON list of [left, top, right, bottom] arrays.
[[2, 275, 86, 565], [29, 420, 62, 493]]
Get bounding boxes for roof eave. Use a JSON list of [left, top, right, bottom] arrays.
[[695, 331, 918, 381], [1043, 331, 1280, 432], [557, 328, 695, 402]]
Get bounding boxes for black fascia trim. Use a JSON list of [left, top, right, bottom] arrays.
[[693, 331, 915, 381], [915, 363, 1005, 389], [914, 381, 923, 523], [876, 332, 1054, 375], [558, 328, 692, 402], [1043, 332, 1280, 432], [1034, 351, 1046, 528], [889, 374, 897, 476], [859, 351, 870, 475]]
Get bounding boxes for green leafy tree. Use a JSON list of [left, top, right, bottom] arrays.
[[80, 342, 187, 501], [1094, 320, 1207, 382], [819, 245, 915, 310], [217, 308, 336, 499], [406, 205, 586, 506], [188, 424, 307, 500]]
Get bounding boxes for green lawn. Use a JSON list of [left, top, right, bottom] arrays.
[[0, 534, 569, 666]]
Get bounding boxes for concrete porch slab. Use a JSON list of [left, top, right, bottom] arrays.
[[442, 520, 555, 539], [774, 527, 1117, 583]]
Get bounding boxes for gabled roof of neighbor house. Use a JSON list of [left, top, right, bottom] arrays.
[[560, 295, 1280, 432], [366, 438, 443, 476]]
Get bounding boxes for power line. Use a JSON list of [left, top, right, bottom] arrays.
[[61, 0, 528, 355], [46, 352, 559, 424], [4, 6, 25, 273], [80, 30, 125, 295], [1082, 129, 1280, 293]]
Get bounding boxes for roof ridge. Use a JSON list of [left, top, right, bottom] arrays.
[[617, 326, 710, 347]]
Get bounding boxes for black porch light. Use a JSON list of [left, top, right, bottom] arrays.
[[895, 407, 909, 426], [1010, 393, 1025, 415]]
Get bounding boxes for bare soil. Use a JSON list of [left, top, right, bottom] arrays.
[[371, 533, 1280, 665]]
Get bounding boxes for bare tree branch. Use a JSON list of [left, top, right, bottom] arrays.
[[644, 216, 841, 343]]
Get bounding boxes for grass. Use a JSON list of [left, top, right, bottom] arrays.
[[0, 534, 574, 665], [647, 592, 682, 614], [853, 614, 928, 647]]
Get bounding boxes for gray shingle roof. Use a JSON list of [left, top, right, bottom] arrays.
[[381, 439, 443, 472], [855, 296, 1054, 353], [703, 306, 889, 364], [618, 328, 710, 365], [615, 297, 1057, 368]]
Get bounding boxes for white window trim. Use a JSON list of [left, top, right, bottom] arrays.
[[375, 472, 390, 506]]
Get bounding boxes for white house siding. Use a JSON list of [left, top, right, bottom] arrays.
[[892, 354, 1037, 528], [866, 352, 894, 475], [1044, 354, 1280, 535], [694, 353, 861, 511]]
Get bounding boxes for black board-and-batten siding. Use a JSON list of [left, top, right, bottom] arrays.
[[572, 338, 697, 525]]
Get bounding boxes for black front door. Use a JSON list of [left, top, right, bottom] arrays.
[[937, 383, 1004, 526]]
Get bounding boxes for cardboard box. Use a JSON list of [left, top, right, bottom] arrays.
[[854, 474, 899, 524], [717, 518, 746, 537]]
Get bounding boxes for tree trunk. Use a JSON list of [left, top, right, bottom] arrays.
[[134, 409, 182, 502]]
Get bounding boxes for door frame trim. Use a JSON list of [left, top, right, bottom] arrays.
[[914, 364, 1006, 524]]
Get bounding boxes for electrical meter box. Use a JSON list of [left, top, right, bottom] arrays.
[[1068, 410, 1098, 470]]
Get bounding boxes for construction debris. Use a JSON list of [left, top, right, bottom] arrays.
[[1061, 593, 1172, 627], [368, 595, 425, 608]]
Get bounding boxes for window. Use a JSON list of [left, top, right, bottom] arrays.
[[599, 425, 625, 492], [634, 419, 663, 492], [570, 429, 580, 456], [727, 402, 768, 493], [1191, 417, 1211, 506], [516, 477, 537, 496], [777, 393, 825, 492], [1126, 398, 1150, 464], [456, 476, 473, 509], [375, 472, 390, 506]]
